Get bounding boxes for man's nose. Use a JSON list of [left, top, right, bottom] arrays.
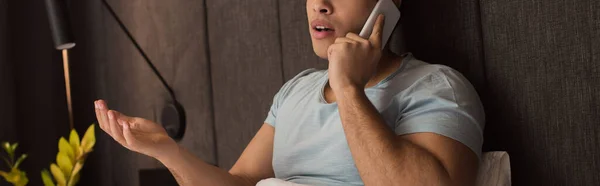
[[312, 0, 332, 15]]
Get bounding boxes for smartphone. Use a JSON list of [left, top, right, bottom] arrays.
[[359, 0, 401, 50]]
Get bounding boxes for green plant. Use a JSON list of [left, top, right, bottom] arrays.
[[41, 124, 96, 186], [0, 142, 29, 186]]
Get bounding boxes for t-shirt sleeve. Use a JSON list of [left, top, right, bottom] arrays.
[[395, 67, 485, 158], [265, 69, 319, 127], [264, 86, 284, 127]]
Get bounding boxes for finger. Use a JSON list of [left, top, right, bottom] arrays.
[[334, 37, 357, 44], [369, 14, 385, 49], [327, 43, 342, 56], [97, 100, 112, 134], [328, 43, 335, 56], [94, 101, 105, 131], [95, 100, 110, 133], [115, 112, 136, 128], [121, 120, 137, 147], [345, 32, 368, 43], [108, 110, 126, 144]]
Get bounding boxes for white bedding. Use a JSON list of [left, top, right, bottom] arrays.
[[256, 178, 310, 186], [476, 151, 512, 186]]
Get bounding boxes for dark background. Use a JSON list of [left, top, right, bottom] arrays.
[[0, 0, 599, 185]]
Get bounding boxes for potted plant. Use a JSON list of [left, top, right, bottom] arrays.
[[0, 142, 28, 186], [41, 124, 96, 186]]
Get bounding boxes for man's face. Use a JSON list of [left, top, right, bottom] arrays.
[[306, 0, 377, 59]]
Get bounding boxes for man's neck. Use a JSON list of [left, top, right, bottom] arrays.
[[365, 49, 403, 88]]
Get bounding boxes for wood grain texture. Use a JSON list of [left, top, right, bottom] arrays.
[[0, 6, 16, 185], [68, 0, 112, 185], [278, 0, 327, 80], [86, 0, 217, 185], [0, 0, 16, 146], [104, 0, 217, 167], [148, 1, 217, 168], [206, 0, 284, 170], [100, 2, 164, 185], [400, 0, 486, 91], [480, 0, 600, 185]]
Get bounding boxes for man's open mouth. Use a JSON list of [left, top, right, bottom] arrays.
[[310, 20, 336, 39], [314, 25, 334, 32]]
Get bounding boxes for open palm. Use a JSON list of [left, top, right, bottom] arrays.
[[94, 100, 177, 159]]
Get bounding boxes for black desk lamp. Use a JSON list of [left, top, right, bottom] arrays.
[[44, 0, 186, 140], [44, 0, 76, 130]]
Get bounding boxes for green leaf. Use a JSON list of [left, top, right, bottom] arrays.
[[3, 170, 18, 183], [69, 129, 81, 159], [70, 162, 83, 178], [10, 143, 18, 153], [67, 162, 83, 186], [0, 170, 8, 180], [81, 124, 96, 153], [67, 172, 80, 186], [3, 169, 27, 186], [41, 169, 56, 186], [9, 143, 18, 162], [13, 154, 27, 170], [2, 142, 14, 161], [59, 137, 74, 162], [56, 152, 73, 179], [50, 164, 66, 186], [2, 142, 10, 153], [15, 170, 28, 186]]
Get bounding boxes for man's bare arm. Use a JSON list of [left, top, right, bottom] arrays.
[[335, 87, 478, 186], [95, 100, 275, 186], [155, 124, 275, 186], [157, 145, 252, 186]]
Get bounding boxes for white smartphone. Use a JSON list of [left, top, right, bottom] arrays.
[[359, 0, 401, 50]]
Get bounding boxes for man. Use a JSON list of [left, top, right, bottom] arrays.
[[94, 0, 484, 185]]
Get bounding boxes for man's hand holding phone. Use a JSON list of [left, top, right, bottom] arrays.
[[327, 14, 385, 92]]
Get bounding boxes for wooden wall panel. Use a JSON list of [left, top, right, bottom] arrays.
[[400, 0, 486, 90], [480, 0, 600, 184], [278, 1, 327, 80], [0, 0, 16, 147], [99, 2, 163, 185], [103, 0, 216, 165], [68, 0, 112, 185], [83, 0, 217, 185], [206, 0, 284, 169]]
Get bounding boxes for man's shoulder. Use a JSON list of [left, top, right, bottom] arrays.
[[275, 68, 326, 97], [401, 58, 461, 82], [283, 68, 326, 87], [386, 56, 477, 103], [385, 56, 464, 90], [291, 68, 326, 81]]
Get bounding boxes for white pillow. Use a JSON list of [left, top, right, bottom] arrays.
[[476, 151, 512, 186], [256, 178, 310, 186]]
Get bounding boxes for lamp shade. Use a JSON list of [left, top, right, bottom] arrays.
[[44, 0, 75, 50]]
